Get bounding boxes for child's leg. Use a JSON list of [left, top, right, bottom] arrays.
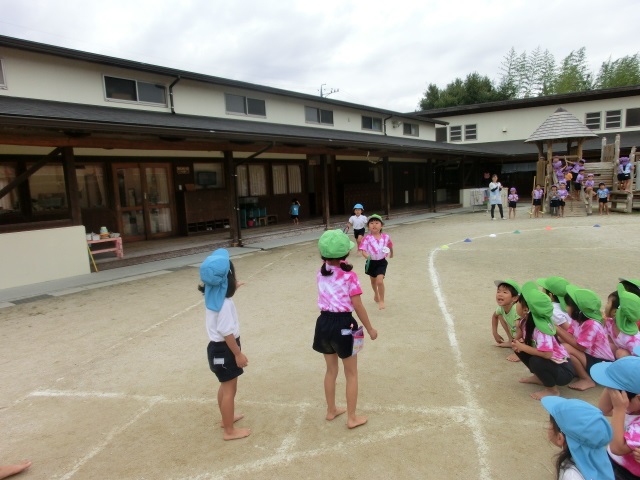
[[341, 355, 367, 429], [0, 461, 32, 480], [369, 276, 379, 303], [563, 345, 595, 391], [323, 353, 346, 420], [218, 378, 250, 440], [375, 275, 385, 310]]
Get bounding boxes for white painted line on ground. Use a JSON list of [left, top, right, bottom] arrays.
[[429, 247, 492, 480], [49, 271, 172, 297]]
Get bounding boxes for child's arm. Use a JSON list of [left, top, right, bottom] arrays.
[[608, 388, 633, 456], [223, 334, 248, 368], [351, 294, 377, 340]]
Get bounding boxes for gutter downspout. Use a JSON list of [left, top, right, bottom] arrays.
[[169, 76, 181, 114]]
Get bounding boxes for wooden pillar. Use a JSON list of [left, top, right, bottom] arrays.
[[62, 147, 82, 226], [223, 150, 241, 246], [321, 154, 330, 228], [383, 156, 391, 218]]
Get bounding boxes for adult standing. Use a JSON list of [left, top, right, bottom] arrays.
[[489, 174, 505, 220]]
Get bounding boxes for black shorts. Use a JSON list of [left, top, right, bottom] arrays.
[[533, 199, 542, 206], [585, 352, 607, 374], [365, 258, 388, 278], [207, 338, 243, 383], [353, 228, 365, 239], [599, 197, 608, 203], [312, 311, 358, 359], [508, 201, 517, 208]]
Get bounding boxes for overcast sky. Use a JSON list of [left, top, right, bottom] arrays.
[[1, 0, 638, 112]]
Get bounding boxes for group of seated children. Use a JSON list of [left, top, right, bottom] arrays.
[[491, 277, 640, 479]]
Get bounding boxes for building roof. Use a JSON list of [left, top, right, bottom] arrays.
[[0, 95, 491, 157], [0, 35, 443, 125], [525, 108, 599, 143], [414, 85, 640, 118]]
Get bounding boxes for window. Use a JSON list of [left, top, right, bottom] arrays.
[[450, 126, 462, 141], [0, 58, 6, 89], [272, 164, 302, 195], [435, 127, 447, 142], [605, 110, 622, 129], [626, 108, 640, 127], [403, 123, 419, 137], [361, 116, 382, 132], [104, 76, 166, 105], [465, 124, 477, 141], [585, 112, 601, 130], [305, 107, 334, 125], [225, 94, 266, 117]]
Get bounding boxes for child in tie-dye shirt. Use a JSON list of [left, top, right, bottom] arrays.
[[314, 229, 378, 429]]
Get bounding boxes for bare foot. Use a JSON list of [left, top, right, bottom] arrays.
[[347, 415, 368, 429], [506, 353, 521, 362], [326, 407, 346, 421], [378, 302, 385, 310], [223, 427, 251, 440], [219, 413, 244, 428], [0, 460, 32, 479], [519, 375, 543, 385], [568, 379, 596, 391], [530, 387, 559, 400]]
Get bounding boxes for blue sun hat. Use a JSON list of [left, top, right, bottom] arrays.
[[541, 397, 614, 480], [199, 249, 230, 312], [591, 356, 640, 394]]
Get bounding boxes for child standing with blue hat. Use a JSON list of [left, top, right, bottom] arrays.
[[200, 249, 250, 441], [541, 396, 614, 479], [314, 229, 378, 429], [511, 281, 575, 400]]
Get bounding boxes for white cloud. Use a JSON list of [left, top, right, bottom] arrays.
[[0, 0, 638, 111]]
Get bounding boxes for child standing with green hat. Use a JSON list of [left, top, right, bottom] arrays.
[[555, 286, 614, 391], [511, 281, 575, 400], [359, 214, 394, 310], [604, 284, 640, 358], [491, 279, 521, 362], [314, 229, 378, 429]]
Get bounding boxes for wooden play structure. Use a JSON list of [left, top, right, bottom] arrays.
[[525, 109, 638, 216]]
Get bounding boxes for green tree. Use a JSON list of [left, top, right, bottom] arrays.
[[553, 47, 592, 94], [595, 54, 640, 88]]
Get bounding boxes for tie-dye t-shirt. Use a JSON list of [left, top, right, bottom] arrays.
[[608, 414, 640, 476], [605, 317, 640, 353], [573, 319, 615, 361], [359, 233, 393, 261], [317, 265, 363, 312]]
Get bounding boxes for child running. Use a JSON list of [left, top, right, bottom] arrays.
[[555, 285, 615, 391], [597, 183, 610, 215], [314, 229, 378, 428], [345, 203, 367, 247], [511, 281, 575, 400], [359, 214, 393, 309], [592, 356, 640, 479], [541, 396, 614, 480], [200, 249, 250, 440], [604, 284, 640, 358], [491, 279, 521, 362], [507, 188, 518, 219]]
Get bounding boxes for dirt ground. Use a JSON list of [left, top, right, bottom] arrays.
[[2, 211, 639, 479]]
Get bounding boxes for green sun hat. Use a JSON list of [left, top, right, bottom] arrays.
[[367, 214, 384, 225], [536, 276, 569, 311], [520, 281, 556, 335], [318, 229, 355, 259], [616, 284, 640, 335], [566, 285, 603, 324], [494, 279, 521, 296]]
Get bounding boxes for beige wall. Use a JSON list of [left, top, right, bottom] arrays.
[[0, 226, 90, 289]]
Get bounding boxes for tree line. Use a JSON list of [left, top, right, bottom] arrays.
[[418, 47, 640, 110]]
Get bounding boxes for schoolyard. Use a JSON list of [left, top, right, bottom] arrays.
[[2, 211, 639, 479]]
